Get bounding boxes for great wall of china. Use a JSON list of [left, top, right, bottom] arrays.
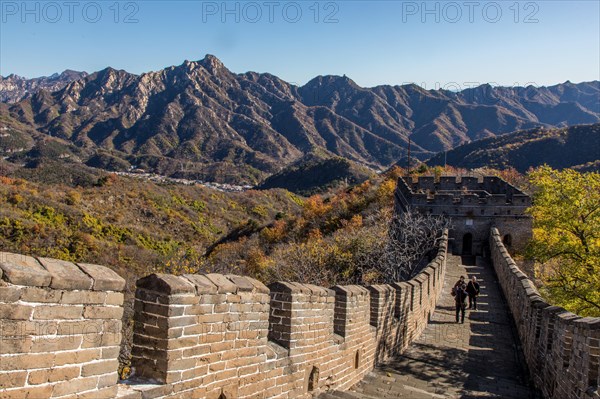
[[0, 177, 598, 398], [490, 228, 600, 399], [0, 232, 449, 399]]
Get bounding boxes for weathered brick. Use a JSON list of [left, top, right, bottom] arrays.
[[1, 321, 59, 342], [103, 319, 122, 334], [33, 305, 83, 320], [51, 375, 98, 397], [101, 332, 122, 347], [204, 274, 237, 294], [101, 346, 120, 360], [105, 292, 125, 306], [0, 352, 54, 371], [30, 335, 83, 353], [0, 370, 27, 388], [182, 274, 218, 294], [0, 337, 32, 354], [30, 365, 81, 384], [136, 274, 195, 295], [0, 252, 51, 287], [183, 304, 214, 316], [166, 336, 199, 350], [57, 320, 104, 335], [79, 385, 118, 399], [97, 372, 118, 389], [0, 384, 53, 398], [0, 304, 34, 321], [77, 262, 126, 292], [19, 287, 62, 303], [80, 333, 103, 349], [83, 306, 124, 320], [0, 286, 22, 303], [54, 348, 101, 366], [37, 257, 93, 290], [61, 290, 107, 305], [81, 359, 119, 377]]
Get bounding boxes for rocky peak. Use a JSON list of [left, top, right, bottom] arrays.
[[304, 74, 359, 90], [198, 54, 226, 74]]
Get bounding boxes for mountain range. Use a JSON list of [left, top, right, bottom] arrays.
[[426, 123, 600, 172], [0, 55, 598, 185], [0, 70, 88, 103]]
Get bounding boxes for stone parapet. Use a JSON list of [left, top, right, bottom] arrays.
[[490, 228, 600, 399], [0, 252, 126, 399], [0, 231, 450, 399], [123, 232, 449, 398]]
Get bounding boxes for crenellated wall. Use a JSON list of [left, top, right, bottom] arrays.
[[0, 232, 448, 398], [490, 228, 600, 399], [119, 230, 449, 398], [0, 252, 126, 399]]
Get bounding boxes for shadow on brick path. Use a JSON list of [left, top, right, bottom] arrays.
[[321, 254, 538, 399]]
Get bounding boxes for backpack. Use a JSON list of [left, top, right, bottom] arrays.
[[451, 286, 457, 296]]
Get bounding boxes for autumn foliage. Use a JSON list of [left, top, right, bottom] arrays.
[[526, 166, 600, 316]]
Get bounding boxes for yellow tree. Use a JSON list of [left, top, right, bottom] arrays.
[[527, 166, 600, 316]]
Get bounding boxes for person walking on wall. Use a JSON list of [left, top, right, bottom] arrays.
[[452, 283, 468, 323], [454, 275, 465, 289], [466, 276, 480, 310]]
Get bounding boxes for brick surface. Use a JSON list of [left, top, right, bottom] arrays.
[[77, 262, 126, 292], [137, 274, 196, 295], [204, 274, 237, 293], [0, 304, 33, 320], [61, 290, 107, 305], [0, 286, 22, 302], [128, 234, 447, 399], [25, 233, 595, 399], [0, 256, 126, 398], [0, 370, 27, 388], [0, 352, 54, 371], [81, 359, 119, 377], [83, 305, 124, 320], [32, 305, 83, 320], [0, 252, 51, 287], [489, 228, 600, 399], [37, 257, 93, 290], [20, 287, 62, 303]]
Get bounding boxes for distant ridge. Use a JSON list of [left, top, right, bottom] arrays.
[[426, 124, 600, 172], [0, 55, 598, 184], [0, 70, 88, 103], [258, 154, 375, 195]]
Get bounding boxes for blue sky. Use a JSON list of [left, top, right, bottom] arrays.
[[1, 1, 599, 88]]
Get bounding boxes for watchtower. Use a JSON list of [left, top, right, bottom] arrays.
[[395, 175, 532, 256]]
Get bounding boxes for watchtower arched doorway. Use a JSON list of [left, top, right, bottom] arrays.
[[462, 233, 473, 255], [503, 234, 512, 248]]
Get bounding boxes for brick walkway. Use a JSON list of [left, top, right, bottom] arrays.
[[321, 254, 535, 399]]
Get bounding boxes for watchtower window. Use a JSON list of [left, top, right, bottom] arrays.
[[354, 350, 361, 369], [308, 366, 319, 392], [503, 234, 512, 247]]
